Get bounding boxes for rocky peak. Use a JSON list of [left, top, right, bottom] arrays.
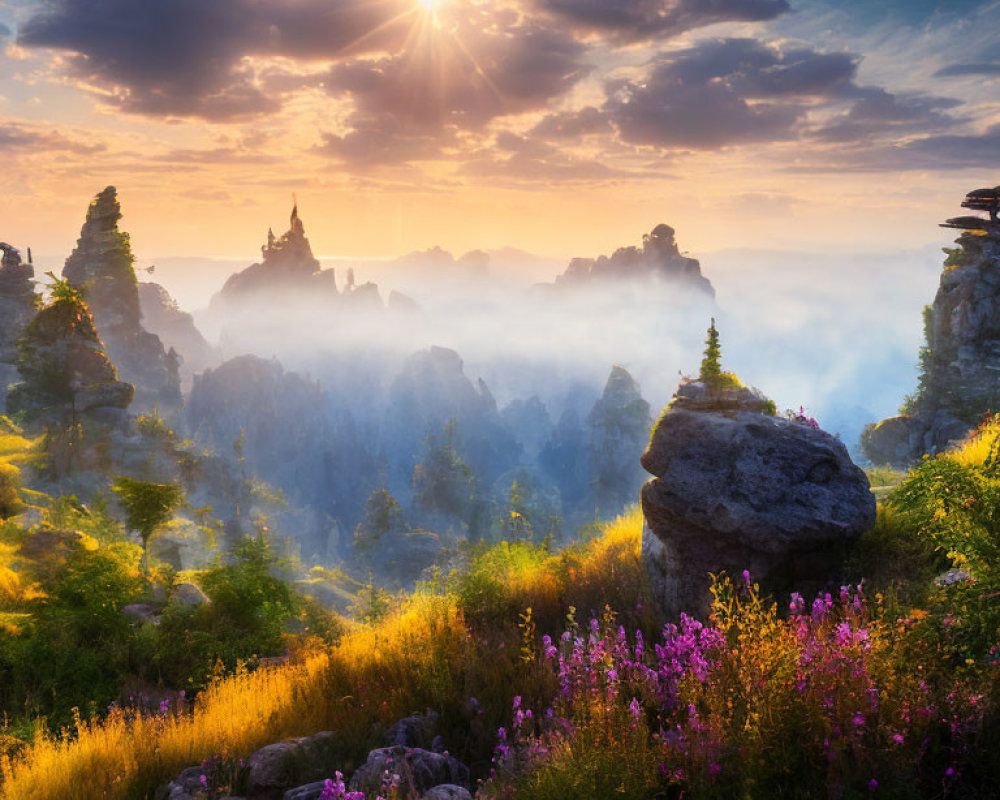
[[62, 187, 177, 409], [258, 202, 320, 276], [63, 186, 141, 335], [211, 202, 336, 313], [554, 224, 715, 297], [862, 186, 1000, 466], [6, 290, 133, 421], [0, 243, 39, 412], [0, 242, 34, 298]]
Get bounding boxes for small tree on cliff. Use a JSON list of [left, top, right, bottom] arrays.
[[112, 476, 184, 574], [700, 318, 722, 384]]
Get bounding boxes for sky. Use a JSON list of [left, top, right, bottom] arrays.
[[0, 0, 998, 262]]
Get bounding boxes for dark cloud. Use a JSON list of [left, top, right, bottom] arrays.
[[461, 131, 628, 182], [606, 38, 853, 149], [0, 122, 103, 154], [815, 87, 962, 142], [324, 22, 588, 131], [0, 23, 11, 39], [530, 107, 612, 139], [315, 16, 588, 165], [317, 114, 449, 167], [896, 123, 1000, 170], [538, 0, 789, 43], [19, 0, 415, 120], [934, 62, 1000, 77]]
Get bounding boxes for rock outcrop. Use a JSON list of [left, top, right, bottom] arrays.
[[62, 187, 179, 409], [209, 204, 338, 314], [554, 224, 714, 297], [587, 366, 652, 515], [6, 289, 134, 421], [137, 281, 214, 375], [641, 385, 875, 619], [0, 242, 38, 411], [862, 186, 1000, 466]]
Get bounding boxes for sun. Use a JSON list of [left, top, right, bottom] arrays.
[[416, 0, 436, 10]]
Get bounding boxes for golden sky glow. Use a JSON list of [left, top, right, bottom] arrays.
[[0, 0, 997, 267]]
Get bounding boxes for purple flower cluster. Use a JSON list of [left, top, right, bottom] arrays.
[[489, 577, 988, 796], [317, 772, 378, 800]]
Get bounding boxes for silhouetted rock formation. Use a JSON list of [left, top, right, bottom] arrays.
[[210, 203, 338, 313], [137, 281, 214, 374], [62, 187, 179, 409], [555, 224, 714, 296], [587, 366, 652, 514], [6, 290, 133, 420], [642, 381, 874, 619], [862, 186, 1000, 466], [0, 243, 38, 412]]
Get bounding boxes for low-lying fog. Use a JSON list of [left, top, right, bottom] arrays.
[[129, 241, 943, 457]]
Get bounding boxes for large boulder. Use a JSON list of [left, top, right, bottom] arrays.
[[861, 415, 926, 469], [243, 731, 341, 800], [641, 407, 875, 619]]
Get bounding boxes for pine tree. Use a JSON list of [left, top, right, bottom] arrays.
[[700, 318, 722, 384]]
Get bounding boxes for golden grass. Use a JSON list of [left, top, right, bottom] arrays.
[[947, 417, 1000, 468], [0, 595, 468, 799], [0, 513, 645, 800]]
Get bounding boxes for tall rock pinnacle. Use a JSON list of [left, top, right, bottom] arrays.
[[62, 187, 179, 409]]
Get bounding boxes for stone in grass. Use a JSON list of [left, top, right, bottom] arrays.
[[349, 746, 470, 796], [641, 406, 875, 619]]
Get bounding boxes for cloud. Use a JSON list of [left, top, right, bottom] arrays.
[[317, 113, 450, 167], [895, 123, 1000, 170], [530, 107, 612, 139], [606, 38, 852, 149], [323, 22, 588, 131], [537, 0, 789, 43], [461, 131, 629, 183], [814, 87, 963, 142], [18, 0, 415, 120], [0, 121, 103, 154], [935, 63, 1000, 77]]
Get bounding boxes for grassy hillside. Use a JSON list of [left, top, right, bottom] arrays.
[[3, 417, 1000, 798]]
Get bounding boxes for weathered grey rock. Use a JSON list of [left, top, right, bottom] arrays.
[[670, 380, 774, 415], [349, 746, 470, 796], [75, 380, 134, 411], [422, 785, 473, 800], [0, 242, 37, 412], [138, 282, 214, 375], [863, 190, 1000, 465], [5, 291, 134, 421], [282, 781, 328, 800], [554, 223, 714, 297], [165, 764, 211, 800], [861, 415, 925, 469], [210, 204, 338, 315], [641, 407, 875, 619], [62, 187, 179, 409], [171, 582, 211, 607], [587, 366, 652, 514], [123, 603, 161, 625], [244, 732, 340, 800], [383, 711, 439, 749]]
